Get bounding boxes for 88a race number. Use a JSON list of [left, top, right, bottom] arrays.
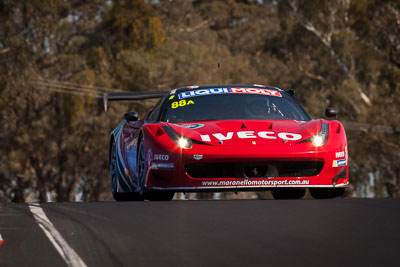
[[171, 100, 195, 109]]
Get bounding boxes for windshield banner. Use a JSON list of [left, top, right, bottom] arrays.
[[178, 88, 282, 99]]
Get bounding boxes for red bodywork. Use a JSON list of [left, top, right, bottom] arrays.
[[111, 86, 348, 195], [137, 119, 348, 191]]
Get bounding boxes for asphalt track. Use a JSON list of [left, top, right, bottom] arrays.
[[0, 199, 399, 267]]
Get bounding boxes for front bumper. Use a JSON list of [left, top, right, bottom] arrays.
[[145, 151, 349, 192]]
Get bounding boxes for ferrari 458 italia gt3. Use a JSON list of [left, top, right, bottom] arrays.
[[105, 85, 348, 201]]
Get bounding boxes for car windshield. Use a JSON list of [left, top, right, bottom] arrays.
[[161, 89, 311, 123]]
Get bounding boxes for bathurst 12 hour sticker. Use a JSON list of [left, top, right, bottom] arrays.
[[332, 159, 347, 167], [178, 88, 282, 99]]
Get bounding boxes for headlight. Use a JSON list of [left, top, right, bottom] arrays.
[[299, 123, 329, 147], [162, 126, 193, 149], [311, 134, 325, 147], [312, 123, 329, 147], [178, 137, 192, 149]]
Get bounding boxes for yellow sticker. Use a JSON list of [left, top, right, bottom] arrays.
[[169, 95, 175, 100], [171, 100, 195, 109]]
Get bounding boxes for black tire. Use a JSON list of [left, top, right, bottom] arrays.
[[137, 139, 147, 200], [110, 140, 140, 201], [110, 140, 123, 201], [272, 188, 306, 199], [145, 190, 175, 201], [137, 139, 174, 201], [309, 188, 345, 199]]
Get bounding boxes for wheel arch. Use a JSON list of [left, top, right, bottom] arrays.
[[136, 129, 145, 156]]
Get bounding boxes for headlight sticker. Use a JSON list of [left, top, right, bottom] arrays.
[[175, 123, 204, 129]]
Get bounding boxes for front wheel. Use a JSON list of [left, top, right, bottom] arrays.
[[137, 139, 146, 200], [137, 140, 174, 201], [271, 188, 306, 199], [145, 190, 175, 201], [110, 140, 140, 201], [309, 188, 345, 199]]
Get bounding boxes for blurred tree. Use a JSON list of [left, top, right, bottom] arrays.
[[271, 0, 400, 196], [0, 0, 164, 202]]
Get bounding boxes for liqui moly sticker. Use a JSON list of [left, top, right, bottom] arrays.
[[230, 88, 281, 97], [178, 88, 282, 99], [179, 88, 229, 99]]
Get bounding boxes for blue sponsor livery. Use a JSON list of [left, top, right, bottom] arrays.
[[179, 88, 230, 99], [178, 87, 282, 99]]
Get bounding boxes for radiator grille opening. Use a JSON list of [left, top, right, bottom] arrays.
[[185, 161, 324, 179]]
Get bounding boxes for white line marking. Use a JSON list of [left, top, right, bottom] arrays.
[[28, 204, 87, 267]]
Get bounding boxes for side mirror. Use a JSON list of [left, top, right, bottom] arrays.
[[325, 107, 339, 119], [124, 112, 139, 122], [287, 89, 295, 97]]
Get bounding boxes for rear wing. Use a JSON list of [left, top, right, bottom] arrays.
[[103, 91, 168, 112]]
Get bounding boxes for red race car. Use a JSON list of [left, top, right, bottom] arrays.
[[105, 85, 348, 201]]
